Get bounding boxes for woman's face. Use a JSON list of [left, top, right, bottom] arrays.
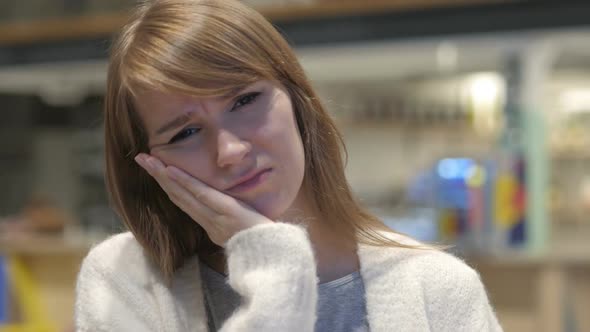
[[134, 80, 306, 220]]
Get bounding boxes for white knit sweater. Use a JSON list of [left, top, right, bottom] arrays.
[[75, 223, 502, 331]]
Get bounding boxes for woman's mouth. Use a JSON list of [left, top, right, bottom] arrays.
[[227, 168, 272, 193]]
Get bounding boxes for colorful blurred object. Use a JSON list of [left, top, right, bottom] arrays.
[[0, 257, 56, 332], [0, 257, 6, 324], [407, 155, 527, 251]]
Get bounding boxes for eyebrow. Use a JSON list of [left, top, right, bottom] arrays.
[[154, 112, 193, 136], [152, 85, 257, 136]]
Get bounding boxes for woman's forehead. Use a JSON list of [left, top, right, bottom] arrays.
[[134, 90, 213, 117], [132, 81, 260, 119], [133, 81, 265, 107]]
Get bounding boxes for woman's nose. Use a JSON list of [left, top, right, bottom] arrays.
[[215, 129, 251, 168]]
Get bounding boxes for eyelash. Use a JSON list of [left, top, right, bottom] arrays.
[[231, 92, 261, 111], [169, 127, 200, 144], [167, 91, 262, 144]]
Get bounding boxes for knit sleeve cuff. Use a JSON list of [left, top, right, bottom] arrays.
[[225, 222, 316, 277], [221, 222, 318, 331]]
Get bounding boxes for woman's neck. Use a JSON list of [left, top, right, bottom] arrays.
[[285, 193, 360, 283], [306, 218, 360, 283], [200, 250, 228, 277]]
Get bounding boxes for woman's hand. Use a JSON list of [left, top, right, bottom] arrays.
[[135, 153, 273, 246]]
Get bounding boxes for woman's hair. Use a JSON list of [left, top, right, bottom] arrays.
[[105, 0, 423, 280]]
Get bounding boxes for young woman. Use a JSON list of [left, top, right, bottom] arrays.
[[75, 0, 503, 331]]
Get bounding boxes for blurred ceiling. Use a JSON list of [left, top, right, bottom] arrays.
[[0, 0, 589, 104]]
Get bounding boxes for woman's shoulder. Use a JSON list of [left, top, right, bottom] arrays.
[[361, 232, 491, 312], [361, 231, 480, 285], [83, 232, 143, 266], [371, 232, 501, 330], [79, 232, 163, 285]]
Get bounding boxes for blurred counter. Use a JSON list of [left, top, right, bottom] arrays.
[[0, 233, 92, 332], [467, 227, 590, 332]]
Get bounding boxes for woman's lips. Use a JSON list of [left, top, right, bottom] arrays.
[[227, 168, 272, 193]]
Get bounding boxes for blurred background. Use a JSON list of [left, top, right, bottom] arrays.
[[0, 0, 589, 331]]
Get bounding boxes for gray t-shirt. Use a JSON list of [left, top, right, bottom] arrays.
[[199, 261, 369, 332]]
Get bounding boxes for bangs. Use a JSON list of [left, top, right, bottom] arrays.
[[117, 0, 278, 98], [119, 44, 266, 99]]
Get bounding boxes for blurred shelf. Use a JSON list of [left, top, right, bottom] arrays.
[[0, 0, 507, 45], [551, 150, 590, 161], [467, 225, 590, 267], [468, 249, 590, 267], [0, 233, 93, 255], [253, 0, 502, 21], [0, 12, 129, 45]]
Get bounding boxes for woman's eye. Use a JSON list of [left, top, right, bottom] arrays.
[[169, 127, 200, 144], [231, 92, 261, 111]]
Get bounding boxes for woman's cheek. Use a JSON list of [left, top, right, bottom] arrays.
[[152, 146, 208, 180], [150, 148, 180, 167], [253, 115, 282, 141], [152, 141, 200, 163]]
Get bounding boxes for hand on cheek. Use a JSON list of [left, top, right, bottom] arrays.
[[134, 153, 273, 246]]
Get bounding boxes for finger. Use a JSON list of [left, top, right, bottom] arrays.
[[134, 154, 151, 173], [135, 154, 164, 179], [167, 166, 236, 214], [136, 155, 210, 208], [170, 186, 217, 230], [135, 155, 176, 193]]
